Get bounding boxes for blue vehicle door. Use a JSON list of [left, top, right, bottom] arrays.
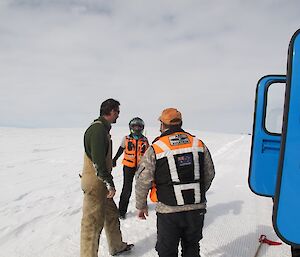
[[273, 29, 300, 246], [248, 75, 286, 197]]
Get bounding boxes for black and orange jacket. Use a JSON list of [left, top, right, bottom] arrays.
[[113, 134, 149, 168], [150, 128, 206, 206]]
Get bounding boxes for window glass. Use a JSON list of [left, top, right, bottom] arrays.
[[265, 82, 286, 134]]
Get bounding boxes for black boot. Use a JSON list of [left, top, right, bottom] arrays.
[[112, 244, 134, 256]]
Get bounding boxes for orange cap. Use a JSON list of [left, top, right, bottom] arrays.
[[159, 108, 182, 125]]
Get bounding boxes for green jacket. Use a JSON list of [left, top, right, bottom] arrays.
[[84, 116, 114, 189]]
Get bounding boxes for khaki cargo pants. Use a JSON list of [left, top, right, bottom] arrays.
[[80, 154, 127, 257]]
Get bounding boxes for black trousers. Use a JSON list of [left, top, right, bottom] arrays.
[[156, 209, 205, 257], [292, 246, 300, 257], [118, 166, 136, 216]]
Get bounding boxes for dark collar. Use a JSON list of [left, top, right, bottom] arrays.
[[152, 127, 186, 143], [160, 127, 185, 137], [128, 133, 144, 139]]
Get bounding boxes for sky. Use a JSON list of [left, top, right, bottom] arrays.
[[0, 0, 300, 133]]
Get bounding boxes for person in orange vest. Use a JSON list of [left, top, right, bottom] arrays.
[[135, 108, 215, 257], [113, 117, 149, 219]]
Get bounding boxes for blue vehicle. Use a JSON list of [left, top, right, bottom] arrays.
[[249, 74, 285, 197], [249, 29, 300, 247]]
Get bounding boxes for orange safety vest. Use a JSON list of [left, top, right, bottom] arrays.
[[122, 136, 149, 168], [149, 131, 204, 205]]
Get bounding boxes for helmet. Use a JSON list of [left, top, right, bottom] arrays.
[[129, 117, 145, 135]]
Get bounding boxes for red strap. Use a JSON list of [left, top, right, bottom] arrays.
[[259, 235, 282, 246]]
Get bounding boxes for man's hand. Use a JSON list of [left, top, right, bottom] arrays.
[[107, 188, 116, 198], [137, 208, 148, 220]]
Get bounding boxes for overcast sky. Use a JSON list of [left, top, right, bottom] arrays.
[[0, 0, 299, 133]]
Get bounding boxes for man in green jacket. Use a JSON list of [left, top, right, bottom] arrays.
[[80, 98, 133, 257]]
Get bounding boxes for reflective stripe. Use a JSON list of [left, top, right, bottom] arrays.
[[173, 184, 184, 205], [154, 140, 170, 152], [155, 146, 204, 159], [192, 138, 200, 180], [154, 140, 180, 182], [124, 154, 135, 158], [174, 183, 201, 205]]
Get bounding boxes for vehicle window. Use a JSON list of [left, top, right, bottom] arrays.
[[265, 82, 286, 134]]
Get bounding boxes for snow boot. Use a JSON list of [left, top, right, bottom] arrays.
[[111, 244, 134, 256]]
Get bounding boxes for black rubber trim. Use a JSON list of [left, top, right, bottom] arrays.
[[263, 81, 286, 136]]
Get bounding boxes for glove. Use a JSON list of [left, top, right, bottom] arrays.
[[107, 187, 116, 198], [112, 158, 117, 167]]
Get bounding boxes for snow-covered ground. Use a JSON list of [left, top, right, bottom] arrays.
[[0, 127, 291, 257]]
